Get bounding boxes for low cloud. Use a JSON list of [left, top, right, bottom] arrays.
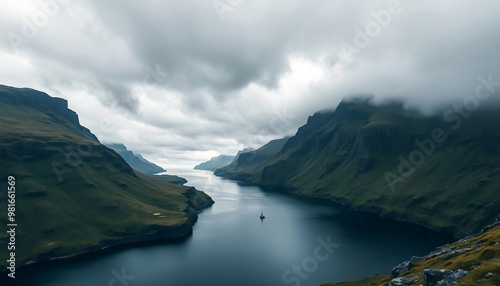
[[1, 0, 499, 167]]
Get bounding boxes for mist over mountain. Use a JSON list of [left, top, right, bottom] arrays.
[[194, 147, 255, 171], [106, 143, 166, 175], [2, 1, 499, 165], [2, 1, 500, 284], [217, 97, 500, 238], [194, 154, 234, 171]]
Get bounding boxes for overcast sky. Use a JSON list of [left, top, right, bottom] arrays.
[[1, 0, 500, 168]]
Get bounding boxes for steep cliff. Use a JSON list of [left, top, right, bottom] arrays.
[[217, 98, 500, 238], [0, 85, 213, 268]]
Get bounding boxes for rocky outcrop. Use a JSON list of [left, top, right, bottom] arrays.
[[392, 260, 413, 277], [184, 187, 215, 211], [327, 225, 500, 286], [388, 275, 419, 286], [386, 269, 469, 286], [481, 221, 500, 233], [423, 269, 468, 286]]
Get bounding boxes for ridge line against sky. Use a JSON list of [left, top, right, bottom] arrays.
[[1, 0, 499, 168]]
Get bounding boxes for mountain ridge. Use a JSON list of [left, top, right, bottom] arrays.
[[0, 85, 214, 269], [216, 97, 500, 238], [106, 143, 166, 175], [194, 154, 234, 171], [194, 148, 255, 171]]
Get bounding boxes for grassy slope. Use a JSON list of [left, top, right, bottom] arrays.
[[322, 225, 500, 286], [218, 99, 500, 238], [0, 86, 213, 267]]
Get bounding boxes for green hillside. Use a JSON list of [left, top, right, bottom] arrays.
[[0, 85, 213, 268], [217, 98, 500, 238]]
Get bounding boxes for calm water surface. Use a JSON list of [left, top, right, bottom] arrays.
[[15, 169, 452, 286]]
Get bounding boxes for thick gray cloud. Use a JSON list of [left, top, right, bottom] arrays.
[[1, 0, 499, 168]]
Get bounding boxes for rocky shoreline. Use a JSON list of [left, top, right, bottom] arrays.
[[322, 223, 500, 286], [384, 223, 500, 286]]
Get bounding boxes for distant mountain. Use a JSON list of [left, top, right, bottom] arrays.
[[0, 85, 213, 268], [106, 143, 166, 175], [216, 98, 500, 238], [230, 147, 255, 164], [194, 155, 234, 171], [194, 148, 255, 171], [215, 138, 288, 177]]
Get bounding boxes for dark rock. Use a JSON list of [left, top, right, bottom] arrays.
[[423, 269, 468, 286], [392, 260, 413, 277], [475, 240, 483, 248], [407, 275, 420, 282], [411, 256, 425, 263], [441, 247, 472, 260], [388, 275, 420, 286], [481, 222, 500, 233], [423, 269, 454, 285], [457, 236, 474, 243], [438, 269, 468, 286], [428, 246, 452, 258], [389, 277, 409, 286]]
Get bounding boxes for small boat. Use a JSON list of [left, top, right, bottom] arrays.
[[259, 211, 265, 220]]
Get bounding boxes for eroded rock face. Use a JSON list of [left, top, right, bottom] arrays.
[[389, 277, 408, 286], [441, 247, 472, 260], [438, 269, 468, 286], [423, 269, 468, 286], [410, 256, 424, 263], [423, 269, 454, 285], [388, 275, 419, 286], [392, 260, 413, 277], [481, 222, 500, 234]]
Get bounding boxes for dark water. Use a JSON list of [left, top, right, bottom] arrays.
[[13, 169, 452, 286]]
